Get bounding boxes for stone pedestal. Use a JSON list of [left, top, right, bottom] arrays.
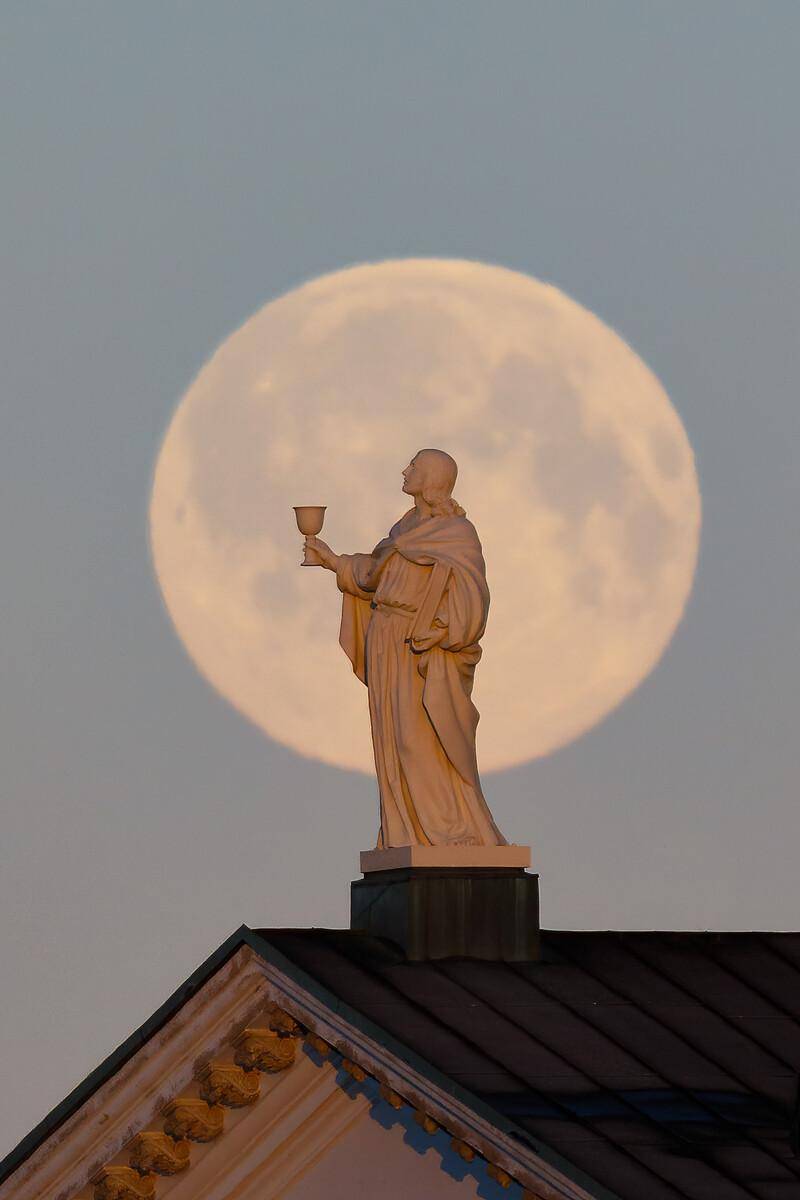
[[351, 848, 538, 962], [360, 845, 531, 873]]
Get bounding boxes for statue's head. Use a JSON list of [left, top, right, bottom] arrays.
[[402, 449, 465, 517]]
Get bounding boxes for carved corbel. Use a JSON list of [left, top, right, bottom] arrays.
[[450, 1137, 476, 1162], [93, 1165, 156, 1200], [198, 1062, 260, 1107], [413, 1109, 439, 1135], [234, 1027, 296, 1073], [487, 1163, 513, 1188], [129, 1131, 190, 1175], [304, 1032, 331, 1057], [162, 1097, 225, 1142], [379, 1083, 405, 1110], [342, 1058, 367, 1082], [268, 1004, 302, 1036]]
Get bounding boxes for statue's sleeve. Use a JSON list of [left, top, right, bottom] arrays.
[[335, 553, 377, 600], [336, 536, 396, 599]]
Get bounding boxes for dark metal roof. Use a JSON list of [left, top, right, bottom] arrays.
[[260, 930, 800, 1200]]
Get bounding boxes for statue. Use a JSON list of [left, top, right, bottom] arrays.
[[302, 449, 507, 850]]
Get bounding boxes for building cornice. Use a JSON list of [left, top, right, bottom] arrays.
[[254, 946, 600, 1200]]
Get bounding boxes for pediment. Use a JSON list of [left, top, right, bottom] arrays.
[[0, 930, 593, 1200]]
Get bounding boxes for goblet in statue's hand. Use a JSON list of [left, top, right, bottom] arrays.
[[305, 536, 338, 571], [293, 505, 328, 567]]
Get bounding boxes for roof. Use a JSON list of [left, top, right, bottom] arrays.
[[262, 929, 800, 1200], [3, 927, 800, 1200]]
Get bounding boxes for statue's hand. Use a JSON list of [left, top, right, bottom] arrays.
[[305, 536, 339, 571]]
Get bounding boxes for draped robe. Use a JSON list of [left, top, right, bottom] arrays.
[[336, 509, 506, 848]]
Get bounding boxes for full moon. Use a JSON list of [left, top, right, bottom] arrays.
[[149, 259, 701, 773]]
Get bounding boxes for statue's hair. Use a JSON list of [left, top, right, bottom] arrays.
[[417, 448, 466, 518]]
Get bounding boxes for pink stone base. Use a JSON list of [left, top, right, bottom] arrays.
[[360, 845, 531, 874]]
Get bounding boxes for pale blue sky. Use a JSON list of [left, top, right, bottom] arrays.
[[2, 2, 799, 1154]]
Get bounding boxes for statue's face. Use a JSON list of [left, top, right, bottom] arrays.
[[401, 454, 424, 495], [402, 449, 455, 500]]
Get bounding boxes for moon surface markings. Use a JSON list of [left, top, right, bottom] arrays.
[[149, 259, 701, 773]]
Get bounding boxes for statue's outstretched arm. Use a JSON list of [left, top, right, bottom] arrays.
[[305, 533, 396, 599]]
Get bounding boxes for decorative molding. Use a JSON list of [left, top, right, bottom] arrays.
[[451, 1137, 476, 1162], [1, 946, 269, 1200], [128, 1131, 190, 1175], [198, 1063, 260, 1107], [92, 1165, 156, 1199], [379, 1083, 405, 1110], [413, 1109, 439, 1135], [233, 1028, 296, 1073], [341, 1058, 366, 1083], [84, 975, 561, 1200], [163, 1055, 371, 1200], [256, 956, 598, 1200], [162, 1098, 225, 1142], [304, 1032, 331, 1057], [267, 1004, 302, 1036], [488, 1162, 513, 1188]]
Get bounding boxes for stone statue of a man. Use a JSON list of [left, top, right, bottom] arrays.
[[305, 449, 506, 850]]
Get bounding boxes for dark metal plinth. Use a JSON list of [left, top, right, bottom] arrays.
[[350, 867, 539, 962]]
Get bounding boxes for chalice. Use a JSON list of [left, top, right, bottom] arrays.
[[293, 505, 327, 566]]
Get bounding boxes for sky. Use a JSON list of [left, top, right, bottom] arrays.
[[2, 1, 799, 1158]]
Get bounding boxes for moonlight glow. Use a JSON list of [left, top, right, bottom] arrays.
[[149, 259, 701, 773]]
